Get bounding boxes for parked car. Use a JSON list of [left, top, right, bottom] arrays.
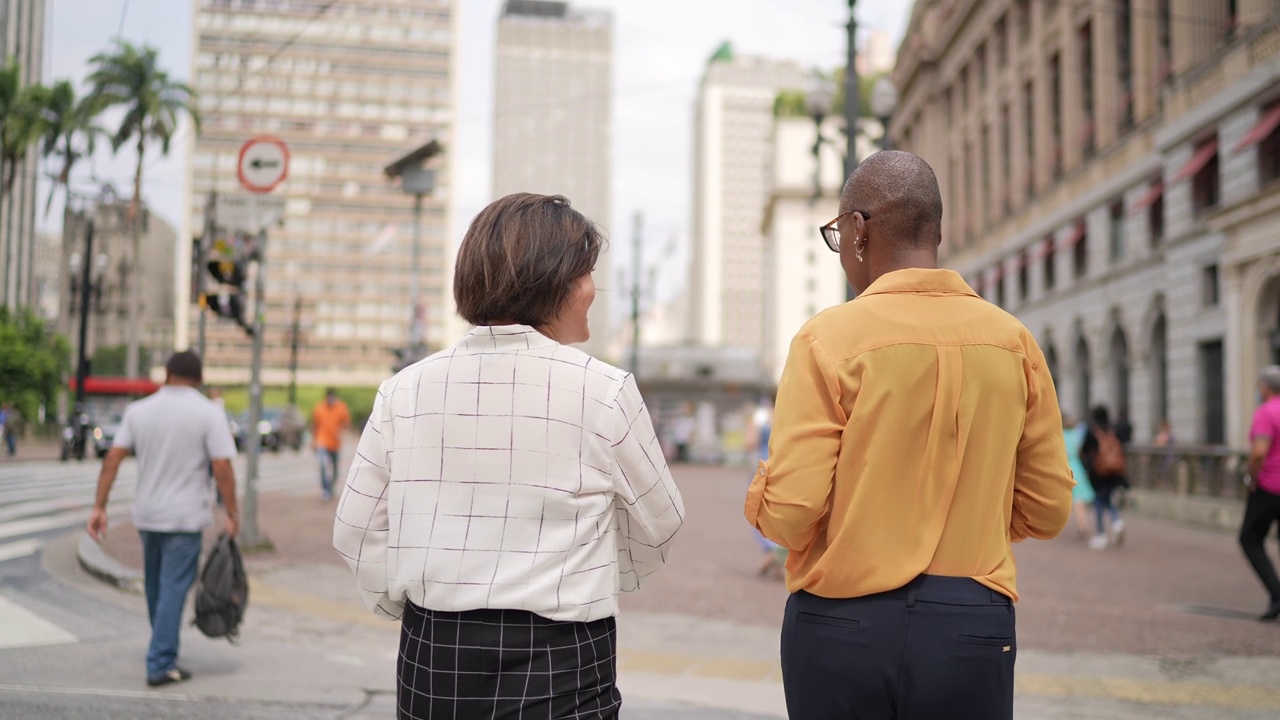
[[91, 415, 123, 458], [235, 406, 306, 452]]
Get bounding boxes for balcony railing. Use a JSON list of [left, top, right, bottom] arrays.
[[1124, 445, 1250, 501]]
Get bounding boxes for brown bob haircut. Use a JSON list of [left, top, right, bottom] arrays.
[[454, 193, 604, 327]]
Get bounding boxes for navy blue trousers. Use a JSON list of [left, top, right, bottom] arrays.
[[781, 575, 1016, 720]]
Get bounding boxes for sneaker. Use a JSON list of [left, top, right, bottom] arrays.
[[1088, 534, 1108, 551], [1111, 519, 1126, 547], [147, 667, 192, 687]]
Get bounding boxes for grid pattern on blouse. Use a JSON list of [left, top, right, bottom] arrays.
[[334, 325, 684, 623]]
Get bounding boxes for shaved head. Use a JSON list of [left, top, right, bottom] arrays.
[[841, 151, 943, 249]]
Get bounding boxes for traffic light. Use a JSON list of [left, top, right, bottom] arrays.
[[203, 256, 254, 336]]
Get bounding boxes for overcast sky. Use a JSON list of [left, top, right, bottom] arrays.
[[44, 0, 910, 302]]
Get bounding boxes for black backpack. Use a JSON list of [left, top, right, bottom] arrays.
[[193, 533, 249, 641]]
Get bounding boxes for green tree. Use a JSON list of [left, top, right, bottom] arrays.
[[0, 306, 70, 426], [87, 41, 200, 379], [37, 80, 105, 218]]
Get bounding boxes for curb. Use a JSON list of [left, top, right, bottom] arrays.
[[76, 533, 143, 593]]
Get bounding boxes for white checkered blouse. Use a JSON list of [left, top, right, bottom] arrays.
[[334, 325, 685, 623]]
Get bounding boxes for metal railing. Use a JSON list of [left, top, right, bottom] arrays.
[[1124, 445, 1250, 501]]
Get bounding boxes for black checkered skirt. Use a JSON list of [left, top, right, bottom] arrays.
[[397, 602, 621, 719]]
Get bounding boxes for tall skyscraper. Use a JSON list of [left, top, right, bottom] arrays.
[[690, 45, 806, 353], [188, 0, 456, 387], [0, 0, 46, 309], [492, 0, 612, 355]]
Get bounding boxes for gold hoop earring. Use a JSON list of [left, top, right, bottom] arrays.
[[855, 244, 864, 263]]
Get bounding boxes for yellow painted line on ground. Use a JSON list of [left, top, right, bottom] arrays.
[[250, 575, 389, 629], [618, 651, 1280, 710]]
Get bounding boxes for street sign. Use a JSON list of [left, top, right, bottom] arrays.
[[215, 194, 285, 232], [237, 136, 290, 193]]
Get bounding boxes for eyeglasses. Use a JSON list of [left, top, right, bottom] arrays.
[[819, 210, 871, 253]]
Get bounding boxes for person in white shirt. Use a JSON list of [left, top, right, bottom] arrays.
[[86, 351, 239, 687], [334, 192, 685, 719]]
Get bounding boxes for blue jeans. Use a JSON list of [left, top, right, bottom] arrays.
[[1093, 481, 1122, 533], [139, 531, 202, 680], [318, 448, 339, 497]]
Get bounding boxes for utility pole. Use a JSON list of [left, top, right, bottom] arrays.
[[288, 296, 301, 407], [196, 190, 215, 360], [844, 0, 861, 180], [240, 228, 271, 551], [72, 219, 95, 460], [630, 212, 642, 378]]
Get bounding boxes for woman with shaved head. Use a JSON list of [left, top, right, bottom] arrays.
[[745, 151, 1075, 720]]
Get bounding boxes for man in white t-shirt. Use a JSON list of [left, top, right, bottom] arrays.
[[86, 351, 240, 687]]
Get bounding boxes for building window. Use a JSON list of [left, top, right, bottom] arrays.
[[1258, 104, 1280, 184], [1018, 251, 1029, 301], [1017, 0, 1031, 46], [1079, 21, 1095, 156], [1157, 0, 1173, 84], [975, 42, 986, 92], [1199, 340, 1225, 444], [1000, 104, 1012, 216], [1149, 187, 1165, 247], [981, 124, 991, 227], [1192, 138, 1221, 216], [1043, 237, 1057, 290], [1072, 221, 1088, 280], [1050, 53, 1063, 178], [1225, 0, 1239, 41], [995, 14, 1008, 65], [996, 273, 1006, 308], [1024, 81, 1036, 197], [1202, 264, 1220, 306], [1116, 0, 1134, 131], [1109, 201, 1125, 262]]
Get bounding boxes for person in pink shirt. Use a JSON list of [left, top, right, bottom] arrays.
[[1242, 365, 1280, 621]]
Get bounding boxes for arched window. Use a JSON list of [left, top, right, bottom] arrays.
[[1075, 334, 1091, 418], [1150, 313, 1168, 427], [1110, 325, 1130, 421]]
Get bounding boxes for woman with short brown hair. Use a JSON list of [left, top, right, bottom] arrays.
[[335, 193, 685, 719]]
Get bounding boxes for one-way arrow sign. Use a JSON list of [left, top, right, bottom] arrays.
[[237, 136, 290, 193]]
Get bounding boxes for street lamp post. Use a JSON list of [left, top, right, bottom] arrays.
[[71, 219, 96, 460], [807, 74, 836, 201], [844, 0, 861, 180], [384, 140, 443, 365], [870, 76, 899, 151]]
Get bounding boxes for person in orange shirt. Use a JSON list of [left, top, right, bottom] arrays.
[[745, 151, 1074, 720], [311, 388, 351, 502]]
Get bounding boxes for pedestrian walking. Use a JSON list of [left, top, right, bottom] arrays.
[[1241, 365, 1280, 621], [310, 388, 349, 502], [0, 402, 17, 456], [333, 193, 685, 719], [1064, 412, 1096, 540], [1082, 405, 1127, 550], [745, 151, 1074, 720], [85, 351, 240, 687]]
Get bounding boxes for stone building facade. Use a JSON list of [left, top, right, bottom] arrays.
[[893, 0, 1280, 447]]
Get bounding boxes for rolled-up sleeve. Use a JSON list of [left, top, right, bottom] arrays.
[[610, 374, 685, 591], [1010, 340, 1075, 542], [333, 384, 402, 619], [745, 331, 846, 552]]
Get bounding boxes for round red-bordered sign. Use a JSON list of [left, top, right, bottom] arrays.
[[237, 136, 290, 194]]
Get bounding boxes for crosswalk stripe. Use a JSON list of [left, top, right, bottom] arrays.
[[0, 538, 42, 563]]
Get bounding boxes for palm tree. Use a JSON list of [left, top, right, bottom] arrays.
[[0, 58, 49, 307], [87, 40, 199, 378], [38, 80, 104, 218]]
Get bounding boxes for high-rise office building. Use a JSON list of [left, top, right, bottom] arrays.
[[689, 45, 806, 356], [0, 0, 46, 309], [188, 0, 456, 387], [492, 0, 612, 356]]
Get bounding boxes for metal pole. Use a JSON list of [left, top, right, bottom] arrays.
[[196, 190, 214, 359], [844, 0, 860, 180], [630, 212, 642, 377], [410, 192, 424, 359], [73, 219, 95, 458], [288, 296, 301, 407], [240, 228, 270, 550]]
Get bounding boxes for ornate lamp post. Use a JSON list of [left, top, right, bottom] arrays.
[[870, 76, 899, 151]]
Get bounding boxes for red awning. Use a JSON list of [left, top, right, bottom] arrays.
[[1233, 104, 1280, 152], [67, 377, 161, 396], [1038, 237, 1055, 260], [1131, 181, 1164, 214], [1169, 138, 1219, 184], [1060, 220, 1087, 249]]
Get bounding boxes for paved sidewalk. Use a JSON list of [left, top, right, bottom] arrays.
[[76, 462, 1280, 718]]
